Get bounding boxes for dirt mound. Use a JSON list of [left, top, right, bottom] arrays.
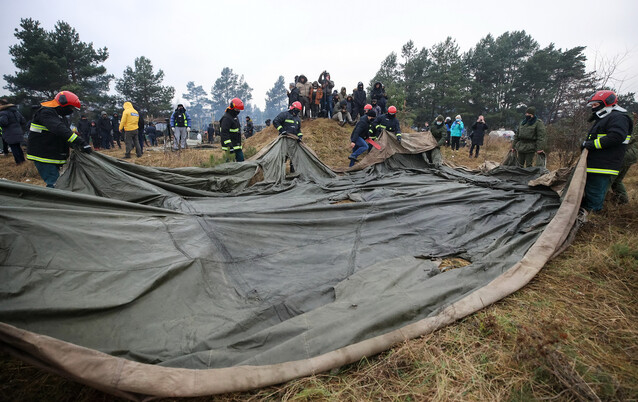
[[246, 118, 352, 168]]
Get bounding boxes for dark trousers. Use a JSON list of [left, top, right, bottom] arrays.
[[583, 173, 613, 211], [8, 143, 25, 164], [113, 130, 122, 148], [124, 130, 141, 157], [450, 136, 460, 150], [2, 137, 9, 154], [470, 144, 480, 156], [33, 161, 60, 188]]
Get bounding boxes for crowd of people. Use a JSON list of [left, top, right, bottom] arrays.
[[1, 86, 635, 214]]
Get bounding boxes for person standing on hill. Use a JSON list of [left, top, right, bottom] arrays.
[[318, 71, 334, 118], [170, 104, 191, 151], [309, 81, 323, 119], [353, 82, 367, 121], [580, 90, 633, 211], [296, 75, 312, 119], [470, 115, 488, 158], [371, 81, 387, 114], [449, 115, 464, 151], [119, 101, 141, 159], [220, 97, 244, 162], [26, 91, 92, 187], [512, 106, 545, 167]]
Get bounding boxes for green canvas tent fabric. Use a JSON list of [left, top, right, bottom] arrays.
[[0, 135, 586, 400]]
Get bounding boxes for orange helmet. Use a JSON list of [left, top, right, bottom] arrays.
[[230, 97, 244, 110], [388, 106, 397, 114], [363, 104, 372, 111], [41, 90, 81, 110], [290, 101, 302, 111]]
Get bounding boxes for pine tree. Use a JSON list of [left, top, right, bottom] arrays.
[[264, 76, 288, 120], [115, 56, 175, 117]]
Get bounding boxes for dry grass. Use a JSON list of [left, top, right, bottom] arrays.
[[1, 121, 637, 401]]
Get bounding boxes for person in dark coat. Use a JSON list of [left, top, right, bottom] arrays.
[[220, 98, 244, 162], [111, 113, 121, 149], [206, 122, 215, 143], [287, 83, 300, 107], [0, 99, 27, 164], [371, 81, 387, 113], [581, 90, 633, 212], [348, 110, 376, 167], [469, 115, 488, 158], [76, 115, 91, 144], [88, 121, 99, 148], [26, 91, 92, 187], [244, 116, 254, 138], [353, 82, 367, 121], [273, 101, 303, 172], [145, 122, 158, 146], [136, 108, 147, 153], [97, 111, 112, 150]]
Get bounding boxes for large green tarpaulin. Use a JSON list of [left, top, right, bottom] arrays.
[[0, 134, 575, 398]]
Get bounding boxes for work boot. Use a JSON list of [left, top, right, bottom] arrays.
[[339, 121, 345, 127]]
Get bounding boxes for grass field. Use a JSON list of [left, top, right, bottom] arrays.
[[1, 119, 637, 401]]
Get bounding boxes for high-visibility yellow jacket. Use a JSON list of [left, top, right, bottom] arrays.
[[119, 102, 139, 132]]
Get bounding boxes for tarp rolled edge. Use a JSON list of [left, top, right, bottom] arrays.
[[0, 155, 587, 401]]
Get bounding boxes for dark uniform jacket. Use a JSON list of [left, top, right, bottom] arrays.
[[430, 121, 447, 147], [350, 117, 372, 142], [585, 108, 633, 175], [288, 87, 300, 106], [27, 107, 86, 164], [220, 109, 242, 151], [0, 104, 26, 144], [273, 110, 302, 139], [372, 114, 401, 139], [76, 118, 90, 141], [513, 116, 545, 153]]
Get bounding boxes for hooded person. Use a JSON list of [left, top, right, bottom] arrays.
[[170, 103, 191, 151], [371, 81, 387, 113], [0, 99, 27, 165], [353, 82, 367, 120], [220, 97, 244, 162], [318, 71, 334, 118], [427, 114, 447, 165], [97, 110, 112, 150], [512, 106, 546, 167], [76, 114, 91, 145], [296, 74, 312, 119], [119, 101, 141, 158], [449, 114, 464, 151], [26, 90, 92, 187], [338, 87, 348, 103]]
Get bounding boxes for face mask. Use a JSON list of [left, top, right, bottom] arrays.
[[436, 121, 442, 125]]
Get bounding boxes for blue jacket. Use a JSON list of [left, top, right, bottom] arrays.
[[450, 120, 464, 137]]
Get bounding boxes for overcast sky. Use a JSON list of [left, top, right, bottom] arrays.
[[1, 0, 637, 111]]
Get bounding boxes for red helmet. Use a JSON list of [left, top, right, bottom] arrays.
[[41, 90, 81, 110], [290, 101, 302, 111], [388, 106, 397, 114], [363, 104, 372, 111], [587, 90, 617, 107], [230, 97, 244, 110]]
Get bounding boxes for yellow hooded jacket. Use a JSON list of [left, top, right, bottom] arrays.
[[119, 102, 139, 132]]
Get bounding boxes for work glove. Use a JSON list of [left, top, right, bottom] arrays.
[[81, 145, 93, 154], [581, 140, 595, 150], [297, 134, 303, 143], [279, 130, 285, 135], [396, 135, 402, 143]]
